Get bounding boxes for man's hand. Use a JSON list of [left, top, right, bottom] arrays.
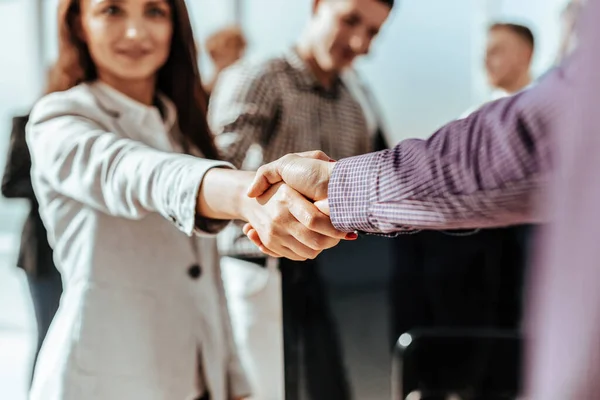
[[246, 151, 336, 201]]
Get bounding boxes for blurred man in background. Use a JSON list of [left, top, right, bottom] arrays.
[[209, 0, 394, 398], [485, 23, 534, 97]]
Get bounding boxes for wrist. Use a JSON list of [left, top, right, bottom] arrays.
[[197, 169, 255, 221], [230, 171, 257, 222]]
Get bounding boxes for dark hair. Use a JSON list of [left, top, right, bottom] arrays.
[[376, 0, 395, 7], [46, 0, 220, 160], [490, 23, 535, 50]]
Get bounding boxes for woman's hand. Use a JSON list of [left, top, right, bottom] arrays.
[[239, 182, 348, 260]]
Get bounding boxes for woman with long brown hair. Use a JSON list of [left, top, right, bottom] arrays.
[[26, 1, 347, 399]]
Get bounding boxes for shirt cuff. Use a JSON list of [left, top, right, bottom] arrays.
[[328, 152, 380, 233], [172, 161, 235, 237]]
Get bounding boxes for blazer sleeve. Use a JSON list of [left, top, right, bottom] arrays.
[[26, 92, 233, 237], [328, 64, 569, 233], [1, 115, 35, 199]]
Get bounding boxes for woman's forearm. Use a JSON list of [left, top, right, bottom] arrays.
[[196, 168, 255, 221]]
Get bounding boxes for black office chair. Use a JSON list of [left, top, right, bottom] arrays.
[[391, 329, 522, 400]]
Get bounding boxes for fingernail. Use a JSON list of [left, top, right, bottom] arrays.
[[329, 159, 336, 162], [345, 232, 358, 240]]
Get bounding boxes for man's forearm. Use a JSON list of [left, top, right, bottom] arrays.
[[328, 72, 562, 233]]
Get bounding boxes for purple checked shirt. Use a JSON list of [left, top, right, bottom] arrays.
[[328, 71, 566, 233], [329, 1, 599, 398]]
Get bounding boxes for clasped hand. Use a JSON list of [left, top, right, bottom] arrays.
[[241, 151, 346, 260]]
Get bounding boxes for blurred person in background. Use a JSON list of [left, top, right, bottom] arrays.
[[484, 23, 535, 98], [446, 22, 538, 335], [24, 0, 347, 399], [460, 22, 535, 120], [209, 0, 394, 398], [204, 25, 247, 95], [1, 112, 61, 387]]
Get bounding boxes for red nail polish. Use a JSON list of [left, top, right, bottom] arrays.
[[329, 159, 336, 162], [345, 232, 358, 240]]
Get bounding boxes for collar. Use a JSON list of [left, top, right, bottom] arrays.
[[490, 82, 535, 101], [284, 48, 343, 99], [90, 80, 177, 133]]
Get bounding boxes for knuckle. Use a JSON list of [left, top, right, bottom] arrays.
[[304, 212, 318, 230], [309, 250, 320, 260], [280, 184, 293, 195], [273, 212, 287, 225], [262, 228, 276, 245], [255, 165, 268, 177], [313, 235, 328, 249], [328, 238, 341, 248]]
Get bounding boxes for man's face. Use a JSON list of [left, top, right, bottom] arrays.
[[485, 28, 533, 90], [309, 0, 391, 72]]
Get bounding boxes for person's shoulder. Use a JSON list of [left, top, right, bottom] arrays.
[[220, 54, 292, 85], [29, 83, 102, 126]]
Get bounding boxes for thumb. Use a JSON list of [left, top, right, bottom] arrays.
[[246, 162, 284, 198], [314, 199, 330, 216]]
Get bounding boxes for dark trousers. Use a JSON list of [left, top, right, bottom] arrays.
[[26, 266, 62, 385], [280, 258, 350, 400], [390, 226, 532, 399]]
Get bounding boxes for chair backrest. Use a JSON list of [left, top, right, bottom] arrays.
[[392, 328, 522, 400]]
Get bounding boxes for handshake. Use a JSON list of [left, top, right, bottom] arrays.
[[241, 151, 355, 261]]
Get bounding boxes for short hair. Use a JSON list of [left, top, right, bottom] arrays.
[[325, 0, 395, 8], [376, 0, 395, 7], [489, 23, 535, 50], [205, 25, 247, 58]]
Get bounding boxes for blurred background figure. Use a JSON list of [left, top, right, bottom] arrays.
[[204, 25, 247, 95], [1, 113, 61, 387], [209, 0, 394, 398], [485, 23, 535, 97]]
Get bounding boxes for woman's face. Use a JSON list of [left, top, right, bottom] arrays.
[[79, 0, 173, 82]]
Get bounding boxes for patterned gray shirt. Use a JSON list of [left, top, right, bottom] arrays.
[[209, 49, 371, 257]]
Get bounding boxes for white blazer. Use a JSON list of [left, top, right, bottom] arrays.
[[26, 81, 250, 400]]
